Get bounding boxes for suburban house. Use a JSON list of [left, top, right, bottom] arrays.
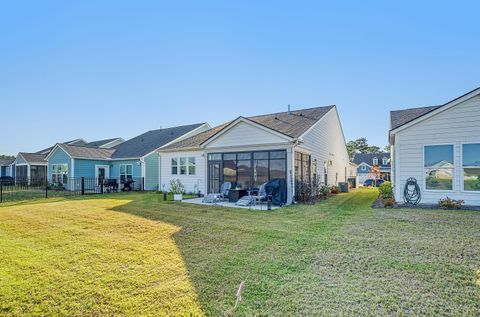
[[159, 105, 350, 204], [10, 138, 124, 183], [0, 159, 14, 177], [45, 123, 210, 190], [390, 87, 480, 205], [12, 152, 48, 183], [353, 153, 391, 185]]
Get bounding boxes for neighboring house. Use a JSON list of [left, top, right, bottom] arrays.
[[85, 138, 125, 148], [45, 123, 210, 190], [160, 105, 350, 204], [0, 159, 14, 177], [353, 153, 391, 184], [35, 139, 90, 155], [12, 152, 48, 182], [390, 87, 480, 205]]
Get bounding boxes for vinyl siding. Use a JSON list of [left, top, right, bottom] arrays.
[[47, 147, 71, 180], [110, 160, 142, 178], [74, 159, 109, 178], [205, 121, 290, 148], [160, 151, 206, 194], [144, 152, 160, 190], [394, 95, 480, 205], [300, 107, 350, 187]]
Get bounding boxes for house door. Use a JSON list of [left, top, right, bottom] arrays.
[[208, 162, 221, 194], [95, 165, 110, 185]]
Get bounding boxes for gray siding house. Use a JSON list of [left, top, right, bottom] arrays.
[[390, 87, 480, 205]]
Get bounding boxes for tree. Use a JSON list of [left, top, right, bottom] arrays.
[[0, 155, 15, 160], [347, 138, 387, 160]]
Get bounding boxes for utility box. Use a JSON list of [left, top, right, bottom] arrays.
[[339, 182, 349, 193]]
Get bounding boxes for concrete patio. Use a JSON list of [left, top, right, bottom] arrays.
[[182, 197, 281, 210]]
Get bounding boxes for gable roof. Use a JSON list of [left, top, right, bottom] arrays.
[[111, 123, 205, 158], [353, 153, 390, 166], [18, 152, 47, 165], [162, 105, 335, 151], [56, 143, 115, 160], [85, 137, 123, 148], [390, 106, 441, 130], [390, 86, 480, 132]]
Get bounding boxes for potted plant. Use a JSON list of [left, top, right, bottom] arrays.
[[170, 179, 185, 201]]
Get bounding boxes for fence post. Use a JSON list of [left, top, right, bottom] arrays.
[[81, 177, 85, 195], [0, 180, 3, 203], [100, 177, 104, 194], [45, 177, 48, 199]]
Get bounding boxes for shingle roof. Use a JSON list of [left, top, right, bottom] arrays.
[[111, 123, 205, 158], [0, 159, 14, 166], [390, 106, 441, 130], [162, 105, 335, 151], [85, 138, 123, 147], [353, 153, 390, 166], [58, 144, 115, 160], [247, 106, 335, 138], [161, 123, 231, 151], [36, 139, 87, 154], [19, 152, 47, 164]]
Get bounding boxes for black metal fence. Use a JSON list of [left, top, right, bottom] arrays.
[[0, 177, 144, 203]]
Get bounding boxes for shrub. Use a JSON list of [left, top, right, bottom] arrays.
[[330, 186, 339, 194], [438, 197, 464, 210], [378, 181, 394, 199], [169, 179, 185, 194], [319, 185, 331, 197], [382, 197, 396, 207]]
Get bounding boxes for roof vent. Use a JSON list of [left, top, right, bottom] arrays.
[[288, 104, 291, 114]]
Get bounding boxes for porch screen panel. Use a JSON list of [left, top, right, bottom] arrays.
[[254, 151, 269, 188], [237, 159, 251, 189]]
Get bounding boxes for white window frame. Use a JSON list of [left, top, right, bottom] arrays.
[[171, 158, 178, 175], [120, 164, 133, 181], [179, 157, 187, 175], [361, 163, 366, 171], [188, 157, 196, 175], [382, 157, 388, 165], [423, 144, 455, 192], [373, 157, 378, 166], [51, 164, 68, 184], [461, 142, 480, 193]]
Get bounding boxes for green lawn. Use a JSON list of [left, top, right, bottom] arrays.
[[0, 189, 479, 316]]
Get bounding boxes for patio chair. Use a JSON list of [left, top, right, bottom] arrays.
[[251, 183, 267, 206], [218, 182, 232, 200]]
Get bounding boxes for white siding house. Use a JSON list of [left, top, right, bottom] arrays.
[[160, 105, 350, 205], [390, 87, 480, 205]]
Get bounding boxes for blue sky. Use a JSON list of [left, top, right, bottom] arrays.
[[1, 1, 479, 155]]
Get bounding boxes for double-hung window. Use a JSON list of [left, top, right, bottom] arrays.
[[51, 164, 68, 184], [179, 158, 187, 175], [172, 157, 196, 175], [171, 158, 178, 175], [382, 157, 388, 165], [373, 157, 378, 166], [462, 143, 480, 191], [424, 145, 454, 190], [188, 157, 196, 175], [120, 164, 133, 181]]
